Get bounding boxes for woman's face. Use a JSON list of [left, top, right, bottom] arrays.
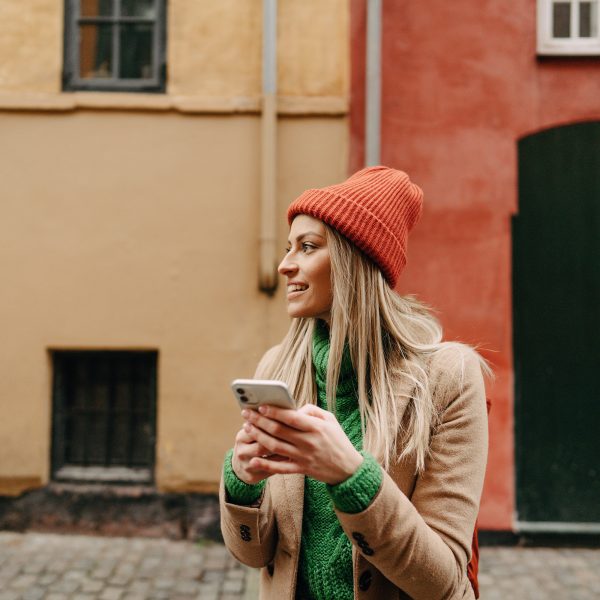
[[278, 215, 332, 323]]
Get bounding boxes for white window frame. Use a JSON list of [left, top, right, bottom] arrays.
[[537, 0, 600, 55]]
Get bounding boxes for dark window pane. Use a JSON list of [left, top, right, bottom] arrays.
[[72, 358, 88, 411], [90, 356, 110, 412], [119, 23, 154, 79], [79, 24, 113, 79], [579, 2, 597, 37], [66, 414, 86, 463], [52, 351, 156, 476], [87, 415, 108, 463], [121, 0, 155, 17], [114, 357, 132, 413], [131, 420, 153, 465], [553, 2, 572, 38], [80, 0, 113, 17]]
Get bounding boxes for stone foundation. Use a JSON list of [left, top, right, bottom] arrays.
[[0, 484, 222, 541]]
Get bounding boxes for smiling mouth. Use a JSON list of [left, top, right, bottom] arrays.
[[287, 284, 308, 297]]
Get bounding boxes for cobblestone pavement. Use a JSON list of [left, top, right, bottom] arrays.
[[479, 546, 600, 599], [0, 533, 249, 600], [1, 532, 600, 599]]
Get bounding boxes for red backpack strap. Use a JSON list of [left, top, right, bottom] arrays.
[[466, 397, 491, 599]]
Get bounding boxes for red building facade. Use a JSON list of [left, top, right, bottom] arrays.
[[351, 0, 600, 531]]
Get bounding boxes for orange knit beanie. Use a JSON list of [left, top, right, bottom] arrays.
[[287, 166, 423, 287]]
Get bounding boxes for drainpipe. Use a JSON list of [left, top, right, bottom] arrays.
[[259, 0, 278, 294], [365, 0, 381, 166]]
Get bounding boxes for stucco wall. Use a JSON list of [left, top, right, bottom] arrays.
[[0, 0, 348, 100], [0, 0, 350, 496], [0, 112, 348, 495], [0, 0, 62, 93]]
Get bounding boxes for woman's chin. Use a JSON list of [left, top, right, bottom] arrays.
[[286, 301, 314, 319], [286, 305, 330, 322], [287, 306, 308, 319]]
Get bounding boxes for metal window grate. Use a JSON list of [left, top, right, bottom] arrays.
[[62, 0, 167, 92], [51, 350, 157, 484]]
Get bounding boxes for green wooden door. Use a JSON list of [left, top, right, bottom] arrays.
[[514, 122, 600, 531]]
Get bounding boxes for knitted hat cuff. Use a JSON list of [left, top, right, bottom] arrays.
[[288, 188, 410, 286]]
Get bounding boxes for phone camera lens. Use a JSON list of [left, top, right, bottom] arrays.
[[240, 396, 249, 403], [236, 388, 245, 395]]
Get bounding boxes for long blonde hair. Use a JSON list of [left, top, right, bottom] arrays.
[[264, 224, 488, 472]]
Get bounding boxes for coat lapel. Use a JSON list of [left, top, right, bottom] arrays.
[[281, 473, 305, 546]]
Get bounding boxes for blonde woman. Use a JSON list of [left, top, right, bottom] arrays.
[[220, 167, 489, 600]]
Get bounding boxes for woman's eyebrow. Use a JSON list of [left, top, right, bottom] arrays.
[[287, 232, 325, 244]]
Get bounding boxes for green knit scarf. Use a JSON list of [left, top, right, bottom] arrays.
[[295, 320, 382, 600]]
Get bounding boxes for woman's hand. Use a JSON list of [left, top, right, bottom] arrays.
[[231, 427, 278, 485], [241, 404, 364, 485]]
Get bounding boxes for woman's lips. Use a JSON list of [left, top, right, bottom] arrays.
[[287, 285, 308, 299]]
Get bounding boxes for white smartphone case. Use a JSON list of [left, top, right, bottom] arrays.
[[230, 379, 296, 410]]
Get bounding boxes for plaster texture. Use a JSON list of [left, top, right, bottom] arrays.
[[0, 112, 348, 495], [350, 0, 600, 529]]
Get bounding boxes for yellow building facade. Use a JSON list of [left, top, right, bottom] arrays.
[[0, 0, 349, 497]]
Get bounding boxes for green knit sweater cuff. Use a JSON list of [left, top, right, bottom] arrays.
[[223, 448, 266, 505], [326, 451, 383, 514]]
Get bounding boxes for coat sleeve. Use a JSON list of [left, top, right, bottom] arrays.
[[333, 344, 489, 600], [218, 345, 282, 568]]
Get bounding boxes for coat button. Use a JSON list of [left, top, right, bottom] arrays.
[[358, 569, 372, 591], [239, 525, 252, 541], [352, 532, 374, 555]]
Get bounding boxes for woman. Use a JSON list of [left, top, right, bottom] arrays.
[[219, 166, 489, 600]]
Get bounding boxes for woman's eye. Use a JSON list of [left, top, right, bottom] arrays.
[[302, 243, 315, 252]]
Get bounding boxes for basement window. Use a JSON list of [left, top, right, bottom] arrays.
[[62, 0, 167, 92], [51, 350, 157, 484], [537, 0, 600, 55]]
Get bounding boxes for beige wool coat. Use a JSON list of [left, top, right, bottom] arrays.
[[220, 342, 488, 600]]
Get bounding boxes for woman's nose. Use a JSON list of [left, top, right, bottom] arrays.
[[278, 253, 297, 276]]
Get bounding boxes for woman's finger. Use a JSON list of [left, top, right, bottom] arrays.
[[235, 427, 257, 444], [245, 422, 299, 459], [253, 405, 320, 431], [297, 404, 331, 419], [237, 440, 270, 458], [235, 428, 278, 460], [244, 411, 306, 445], [249, 456, 303, 475]]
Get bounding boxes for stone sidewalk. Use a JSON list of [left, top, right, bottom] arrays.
[[478, 546, 600, 600], [0, 533, 246, 600], [1, 531, 599, 599]]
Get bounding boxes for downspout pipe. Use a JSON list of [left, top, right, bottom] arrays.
[[365, 0, 381, 166], [259, 0, 279, 294]]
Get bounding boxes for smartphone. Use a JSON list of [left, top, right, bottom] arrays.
[[230, 379, 296, 411]]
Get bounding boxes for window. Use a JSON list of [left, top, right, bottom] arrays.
[[51, 351, 157, 484], [63, 0, 167, 92], [538, 0, 600, 55]]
